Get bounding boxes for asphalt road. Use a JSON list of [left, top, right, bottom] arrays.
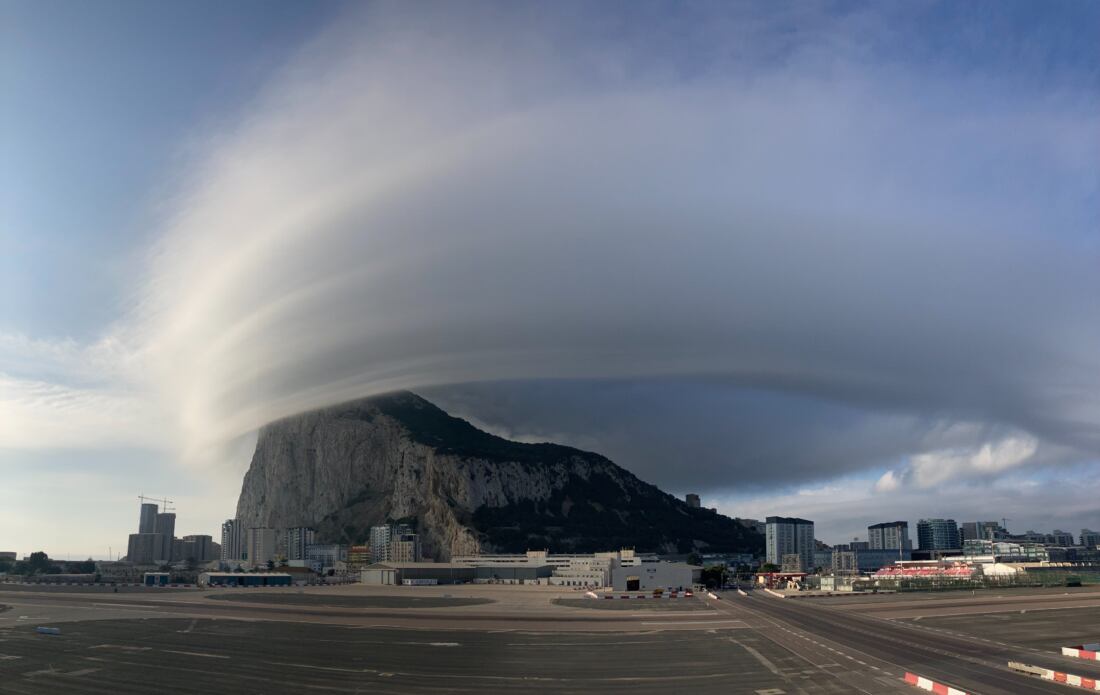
[[716, 590, 1098, 694]]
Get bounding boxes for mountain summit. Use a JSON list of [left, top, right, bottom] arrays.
[[235, 391, 762, 559]]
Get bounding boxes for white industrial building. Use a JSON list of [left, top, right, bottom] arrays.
[[451, 549, 696, 589]]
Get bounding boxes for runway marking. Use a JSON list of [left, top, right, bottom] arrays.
[[178, 619, 198, 634], [730, 639, 782, 676], [0, 654, 22, 660], [396, 641, 460, 647], [90, 603, 162, 610], [639, 619, 746, 626], [162, 649, 230, 659], [89, 644, 151, 651]]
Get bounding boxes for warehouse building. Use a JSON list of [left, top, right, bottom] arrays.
[[361, 562, 552, 585], [610, 561, 700, 591], [198, 572, 293, 587]]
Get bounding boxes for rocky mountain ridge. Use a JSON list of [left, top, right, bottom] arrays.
[[235, 391, 762, 559]]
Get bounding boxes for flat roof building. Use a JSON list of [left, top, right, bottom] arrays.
[[766, 517, 814, 573]]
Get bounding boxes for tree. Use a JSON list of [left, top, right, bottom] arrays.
[[26, 551, 52, 575], [760, 562, 780, 573], [686, 552, 703, 567]]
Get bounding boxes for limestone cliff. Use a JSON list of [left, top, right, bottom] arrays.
[[235, 391, 762, 560]]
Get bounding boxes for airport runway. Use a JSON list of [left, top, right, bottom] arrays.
[[2, 583, 1098, 693], [711, 589, 1100, 695]]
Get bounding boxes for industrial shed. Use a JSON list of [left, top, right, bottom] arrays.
[[610, 562, 700, 591], [361, 562, 475, 585], [360, 562, 552, 585]]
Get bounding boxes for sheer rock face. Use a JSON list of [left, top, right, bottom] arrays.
[[235, 391, 762, 560]]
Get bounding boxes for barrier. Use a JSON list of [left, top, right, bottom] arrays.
[[1063, 645, 1100, 661], [1009, 661, 1100, 690], [903, 672, 969, 694], [763, 588, 786, 599], [736, 588, 748, 596]]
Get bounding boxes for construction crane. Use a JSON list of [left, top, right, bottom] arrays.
[[138, 494, 175, 512]]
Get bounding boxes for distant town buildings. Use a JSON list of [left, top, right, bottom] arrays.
[[766, 517, 814, 572], [685, 493, 701, 509], [306, 543, 347, 574], [1082, 529, 1100, 548], [221, 519, 244, 561], [960, 521, 1003, 541], [284, 527, 316, 561], [246, 528, 277, 565], [917, 518, 960, 551], [124, 498, 213, 565], [868, 522, 911, 551], [369, 525, 392, 563]]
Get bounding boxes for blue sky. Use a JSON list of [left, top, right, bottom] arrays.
[[2, 1, 1098, 557]]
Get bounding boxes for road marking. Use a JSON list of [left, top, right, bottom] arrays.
[[162, 649, 230, 659]]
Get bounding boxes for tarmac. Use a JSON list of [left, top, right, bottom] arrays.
[[1, 582, 1098, 693]]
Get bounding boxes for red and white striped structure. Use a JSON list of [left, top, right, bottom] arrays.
[[903, 672, 969, 694], [1063, 644, 1100, 661], [1010, 662, 1100, 690]]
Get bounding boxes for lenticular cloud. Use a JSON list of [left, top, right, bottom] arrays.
[[123, 3, 1099, 471]]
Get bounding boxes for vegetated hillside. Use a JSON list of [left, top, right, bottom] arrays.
[[235, 390, 763, 559]]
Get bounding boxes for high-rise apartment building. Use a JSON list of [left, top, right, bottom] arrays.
[[139, 503, 158, 534], [961, 521, 1002, 541], [868, 521, 910, 551], [917, 518, 960, 551], [1081, 529, 1100, 548], [285, 527, 316, 561], [155, 512, 176, 562], [246, 527, 277, 566], [221, 519, 244, 561], [369, 525, 393, 563], [766, 517, 814, 572]]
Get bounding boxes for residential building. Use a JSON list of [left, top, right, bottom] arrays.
[[139, 503, 158, 534], [126, 533, 162, 565], [246, 527, 277, 566], [766, 517, 814, 573], [347, 545, 371, 570], [961, 521, 1002, 541], [180, 535, 216, 562], [284, 527, 316, 561], [1047, 530, 1075, 547], [917, 519, 960, 551], [306, 544, 347, 574], [685, 493, 701, 508], [369, 525, 392, 563], [388, 533, 421, 563], [1081, 529, 1100, 549], [220, 519, 244, 561], [155, 512, 176, 561], [868, 522, 911, 551]]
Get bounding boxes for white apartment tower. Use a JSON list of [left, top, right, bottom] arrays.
[[765, 517, 814, 572]]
